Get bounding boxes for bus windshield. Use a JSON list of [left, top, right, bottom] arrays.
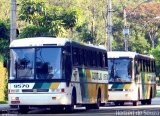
[[108, 58, 132, 83], [10, 48, 62, 80]]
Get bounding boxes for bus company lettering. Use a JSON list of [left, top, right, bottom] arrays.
[[103, 74, 108, 80], [92, 72, 102, 81]]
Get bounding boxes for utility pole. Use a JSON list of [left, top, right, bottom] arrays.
[[10, 0, 17, 42], [123, 8, 129, 51], [107, 0, 112, 51]]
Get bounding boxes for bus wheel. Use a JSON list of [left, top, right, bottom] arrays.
[[50, 106, 64, 113], [146, 89, 152, 105], [65, 90, 76, 112], [19, 105, 29, 114], [146, 99, 151, 105], [133, 101, 138, 106], [141, 100, 146, 105], [94, 90, 101, 109], [119, 102, 124, 106], [114, 102, 119, 106], [100, 103, 106, 106], [86, 105, 92, 110]]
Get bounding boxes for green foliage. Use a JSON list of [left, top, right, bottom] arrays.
[[0, 0, 10, 20], [19, 0, 45, 24], [156, 92, 160, 97], [19, 25, 49, 38], [19, 0, 83, 38], [0, 21, 9, 39], [0, 20, 10, 59], [61, 8, 83, 29], [1, 0, 160, 52], [75, 22, 97, 43], [150, 43, 160, 76], [130, 36, 150, 53]]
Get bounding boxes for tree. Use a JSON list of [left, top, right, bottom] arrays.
[[150, 43, 160, 76], [19, 0, 46, 25], [0, 20, 10, 59], [0, 0, 10, 20], [19, 0, 83, 38], [126, 2, 160, 49]]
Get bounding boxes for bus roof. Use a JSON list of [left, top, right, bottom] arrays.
[[108, 51, 154, 59], [10, 37, 106, 50], [10, 37, 70, 47]]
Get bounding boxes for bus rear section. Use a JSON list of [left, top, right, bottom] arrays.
[[108, 51, 156, 106]]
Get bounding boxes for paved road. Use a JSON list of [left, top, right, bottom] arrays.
[[1, 97, 160, 115]]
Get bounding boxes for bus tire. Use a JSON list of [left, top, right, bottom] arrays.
[[87, 89, 101, 109], [114, 102, 119, 106], [65, 89, 76, 112], [133, 101, 138, 106], [94, 89, 101, 109], [19, 105, 29, 114], [146, 99, 151, 105], [86, 105, 92, 110], [141, 100, 146, 105], [100, 103, 106, 106], [147, 88, 152, 105], [119, 101, 124, 106], [50, 105, 64, 112]]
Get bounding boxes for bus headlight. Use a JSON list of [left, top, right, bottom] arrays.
[[11, 97, 20, 104], [11, 97, 19, 101]]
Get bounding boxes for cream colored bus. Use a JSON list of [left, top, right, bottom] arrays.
[[7, 37, 108, 113], [108, 51, 156, 106]]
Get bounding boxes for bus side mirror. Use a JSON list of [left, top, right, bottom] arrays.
[[3, 60, 7, 68]]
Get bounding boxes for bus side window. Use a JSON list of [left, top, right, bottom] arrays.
[[73, 47, 78, 66], [102, 53, 106, 68], [148, 60, 150, 72], [136, 60, 141, 74], [86, 50, 90, 67], [147, 60, 149, 72], [135, 60, 139, 75], [153, 61, 156, 72], [143, 60, 146, 72], [99, 52, 103, 67], [141, 59, 143, 72], [63, 46, 72, 82], [105, 53, 108, 68], [84, 50, 87, 66], [138, 59, 142, 72], [79, 49, 83, 66], [90, 51, 93, 67], [97, 52, 100, 67], [93, 51, 97, 67]]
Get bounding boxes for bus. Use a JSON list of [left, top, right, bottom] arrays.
[[108, 51, 156, 106], [7, 37, 108, 113]]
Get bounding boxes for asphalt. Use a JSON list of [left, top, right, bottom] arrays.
[[0, 104, 10, 113], [0, 91, 159, 114]]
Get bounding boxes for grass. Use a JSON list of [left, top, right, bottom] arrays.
[[156, 91, 160, 97]]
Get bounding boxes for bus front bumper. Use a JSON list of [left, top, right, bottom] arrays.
[[108, 91, 138, 102], [8, 93, 71, 106]]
